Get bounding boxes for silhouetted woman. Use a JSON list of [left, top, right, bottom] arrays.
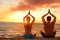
[[23, 11, 36, 38]]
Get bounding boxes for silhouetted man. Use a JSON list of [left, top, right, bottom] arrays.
[[40, 9, 56, 38]]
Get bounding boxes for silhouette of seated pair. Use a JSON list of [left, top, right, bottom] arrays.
[[23, 9, 56, 38]]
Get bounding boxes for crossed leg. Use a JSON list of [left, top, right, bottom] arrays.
[[40, 30, 56, 38]]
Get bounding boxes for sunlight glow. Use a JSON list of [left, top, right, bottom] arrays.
[[1, 8, 60, 23], [7, 11, 27, 22]]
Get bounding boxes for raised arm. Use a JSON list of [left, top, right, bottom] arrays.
[[29, 14, 35, 24], [42, 13, 48, 23], [23, 14, 28, 22], [49, 13, 56, 22]]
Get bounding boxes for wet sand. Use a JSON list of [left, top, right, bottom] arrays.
[[0, 36, 60, 40]]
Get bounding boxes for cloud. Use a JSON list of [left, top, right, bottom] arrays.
[[25, 0, 54, 5], [10, 0, 60, 11], [0, 0, 18, 8], [54, 0, 60, 3]]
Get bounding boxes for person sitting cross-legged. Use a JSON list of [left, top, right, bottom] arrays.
[[40, 9, 56, 38], [23, 11, 36, 38]]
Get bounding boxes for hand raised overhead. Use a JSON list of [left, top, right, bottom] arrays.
[[28, 11, 30, 15]]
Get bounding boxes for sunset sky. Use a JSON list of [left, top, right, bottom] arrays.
[[0, 0, 60, 23]]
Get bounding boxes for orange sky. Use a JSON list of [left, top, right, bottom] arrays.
[[0, 0, 60, 23]]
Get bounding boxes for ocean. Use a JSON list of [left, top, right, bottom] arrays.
[[0, 22, 60, 38]]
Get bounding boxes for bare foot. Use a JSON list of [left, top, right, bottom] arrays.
[[40, 29, 43, 33], [33, 34, 36, 37]]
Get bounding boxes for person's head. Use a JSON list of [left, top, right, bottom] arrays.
[[26, 16, 30, 22], [47, 16, 51, 22]]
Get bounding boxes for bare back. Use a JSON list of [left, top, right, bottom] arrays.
[[24, 23, 32, 35], [44, 21, 55, 35]]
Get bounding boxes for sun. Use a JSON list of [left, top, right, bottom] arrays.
[[7, 11, 27, 22]]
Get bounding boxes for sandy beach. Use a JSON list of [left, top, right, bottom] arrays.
[[0, 36, 60, 40]]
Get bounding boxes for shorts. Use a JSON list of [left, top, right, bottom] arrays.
[[23, 34, 35, 38]]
